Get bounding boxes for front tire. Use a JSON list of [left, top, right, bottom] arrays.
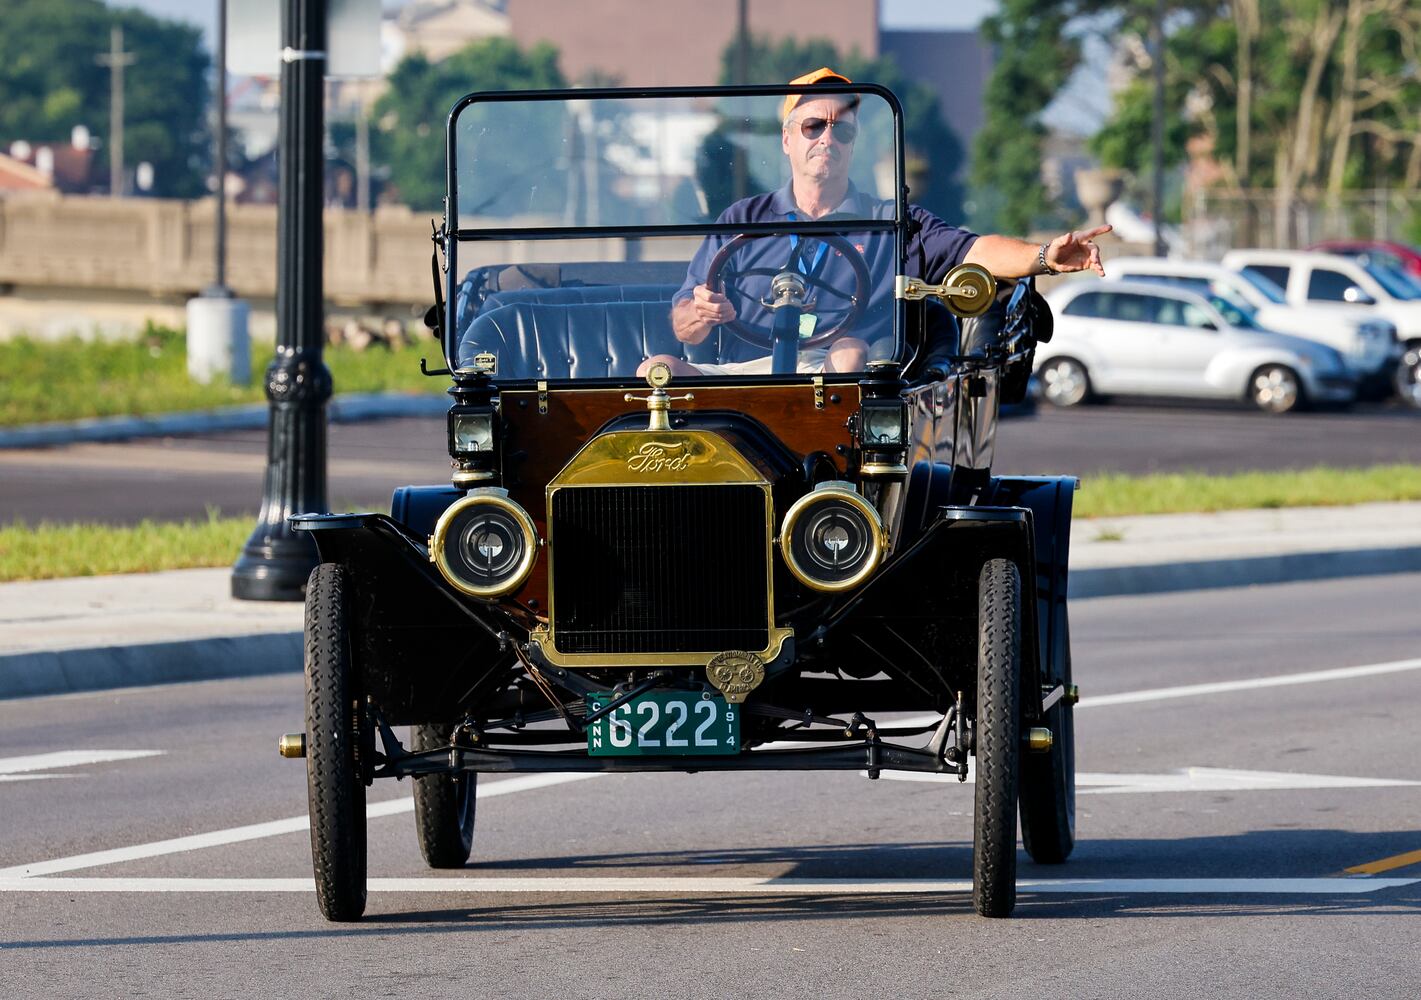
[[412, 724, 477, 868], [973, 558, 1021, 918], [1038, 357, 1092, 408], [304, 563, 367, 922], [1249, 364, 1303, 414]]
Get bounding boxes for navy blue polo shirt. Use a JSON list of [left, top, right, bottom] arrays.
[[675, 181, 979, 362]]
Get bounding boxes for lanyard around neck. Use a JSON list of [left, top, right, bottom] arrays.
[[784, 211, 829, 277]]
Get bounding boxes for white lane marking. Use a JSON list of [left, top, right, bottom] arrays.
[[0, 750, 164, 777], [0, 771, 600, 879], [869, 765, 1421, 794], [0, 876, 1412, 896], [8, 658, 1419, 878], [1079, 657, 1421, 709]]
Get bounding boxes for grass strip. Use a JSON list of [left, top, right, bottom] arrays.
[[0, 325, 443, 427], [3, 465, 1420, 583], [1073, 464, 1421, 518], [0, 511, 252, 582]]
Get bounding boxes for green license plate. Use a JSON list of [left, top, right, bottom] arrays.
[[587, 691, 740, 756]]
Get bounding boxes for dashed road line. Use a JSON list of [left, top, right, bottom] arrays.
[[0, 772, 599, 879], [1077, 657, 1421, 709], [0, 750, 163, 783]]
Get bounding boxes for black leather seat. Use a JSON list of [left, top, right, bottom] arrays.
[[457, 300, 725, 378], [482, 284, 677, 312]]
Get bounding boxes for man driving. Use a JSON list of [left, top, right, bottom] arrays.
[[641, 68, 1110, 378]]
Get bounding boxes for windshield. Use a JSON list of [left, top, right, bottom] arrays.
[[443, 87, 905, 383], [1363, 261, 1421, 300], [1233, 267, 1288, 303], [1206, 287, 1262, 328]]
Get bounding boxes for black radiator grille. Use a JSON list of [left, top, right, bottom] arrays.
[[550, 484, 769, 654]]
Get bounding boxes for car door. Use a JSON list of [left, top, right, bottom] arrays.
[[1142, 293, 1226, 396], [1094, 290, 1174, 392], [1298, 263, 1387, 330]]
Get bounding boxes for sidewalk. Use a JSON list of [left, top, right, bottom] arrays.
[[2, 501, 1419, 699]]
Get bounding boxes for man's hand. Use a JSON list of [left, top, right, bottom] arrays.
[[691, 284, 737, 325], [1044, 224, 1112, 276], [673, 284, 738, 344]]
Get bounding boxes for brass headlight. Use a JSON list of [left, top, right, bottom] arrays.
[[430, 489, 538, 598], [778, 482, 885, 592]]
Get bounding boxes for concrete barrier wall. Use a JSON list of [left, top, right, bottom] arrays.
[[0, 192, 436, 306], [0, 193, 668, 339]]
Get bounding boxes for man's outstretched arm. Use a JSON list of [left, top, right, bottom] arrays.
[[963, 225, 1112, 278]]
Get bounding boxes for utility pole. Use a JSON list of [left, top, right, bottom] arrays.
[[187, 0, 250, 388], [355, 86, 371, 213], [215, 0, 229, 287], [96, 26, 136, 197], [733, 0, 749, 202], [1150, 0, 1166, 257], [231, 0, 331, 600]]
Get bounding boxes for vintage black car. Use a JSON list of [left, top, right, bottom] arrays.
[[282, 83, 1077, 921]]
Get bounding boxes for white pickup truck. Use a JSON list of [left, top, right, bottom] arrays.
[[1221, 249, 1420, 406], [1108, 256, 1398, 397]]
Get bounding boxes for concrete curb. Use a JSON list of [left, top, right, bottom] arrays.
[[0, 393, 447, 449], [0, 633, 301, 700], [5, 545, 1418, 701], [1072, 544, 1421, 598]]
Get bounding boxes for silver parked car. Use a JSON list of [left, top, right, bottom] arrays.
[[1107, 256, 1399, 398], [1038, 280, 1357, 414]]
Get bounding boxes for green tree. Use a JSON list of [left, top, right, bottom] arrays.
[[0, 0, 209, 197], [370, 37, 565, 211], [1092, 2, 1421, 193], [971, 0, 1091, 233], [712, 35, 967, 224]]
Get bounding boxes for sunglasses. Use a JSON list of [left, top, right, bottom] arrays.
[[792, 117, 858, 143]]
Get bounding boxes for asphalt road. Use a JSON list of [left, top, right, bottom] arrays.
[[2, 574, 1418, 998], [1, 399, 1420, 525]]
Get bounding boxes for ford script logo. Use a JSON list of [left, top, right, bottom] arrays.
[[626, 441, 693, 473]]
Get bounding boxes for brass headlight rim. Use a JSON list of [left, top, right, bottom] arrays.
[[778, 485, 886, 593], [430, 490, 539, 599]]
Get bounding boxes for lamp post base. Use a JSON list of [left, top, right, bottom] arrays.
[[231, 527, 318, 601]]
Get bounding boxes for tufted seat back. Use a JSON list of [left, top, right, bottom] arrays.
[[481, 284, 677, 313], [456, 300, 725, 379]]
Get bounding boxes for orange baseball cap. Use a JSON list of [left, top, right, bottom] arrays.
[[782, 67, 852, 122]]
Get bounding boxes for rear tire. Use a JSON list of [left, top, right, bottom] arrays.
[[1038, 357, 1092, 408], [1019, 614, 1076, 864], [412, 724, 477, 868], [304, 563, 367, 922], [973, 558, 1021, 918]]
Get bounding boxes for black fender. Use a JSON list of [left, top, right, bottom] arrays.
[[291, 511, 521, 724], [819, 505, 1046, 718], [983, 475, 1077, 690]]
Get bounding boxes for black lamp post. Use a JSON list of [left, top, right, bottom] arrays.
[[231, 0, 330, 601]]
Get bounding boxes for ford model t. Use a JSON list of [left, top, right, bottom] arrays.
[[283, 82, 1077, 920]]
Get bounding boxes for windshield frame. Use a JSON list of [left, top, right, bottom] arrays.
[[440, 83, 908, 384]]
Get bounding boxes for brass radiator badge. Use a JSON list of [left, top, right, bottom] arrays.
[[706, 650, 766, 704]]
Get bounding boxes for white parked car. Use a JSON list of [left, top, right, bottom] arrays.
[[1108, 256, 1399, 396], [1039, 280, 1357, 414], [1221, 249, 1421, 407]]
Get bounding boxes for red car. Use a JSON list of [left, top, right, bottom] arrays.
[[1308, 239, 1421, 282]]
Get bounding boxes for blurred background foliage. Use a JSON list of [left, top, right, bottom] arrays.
[[0, 0, 209, 197], [2, 1, 1420, 235]]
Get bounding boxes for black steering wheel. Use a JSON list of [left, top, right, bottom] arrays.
[[706, 232, 872, 349]]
